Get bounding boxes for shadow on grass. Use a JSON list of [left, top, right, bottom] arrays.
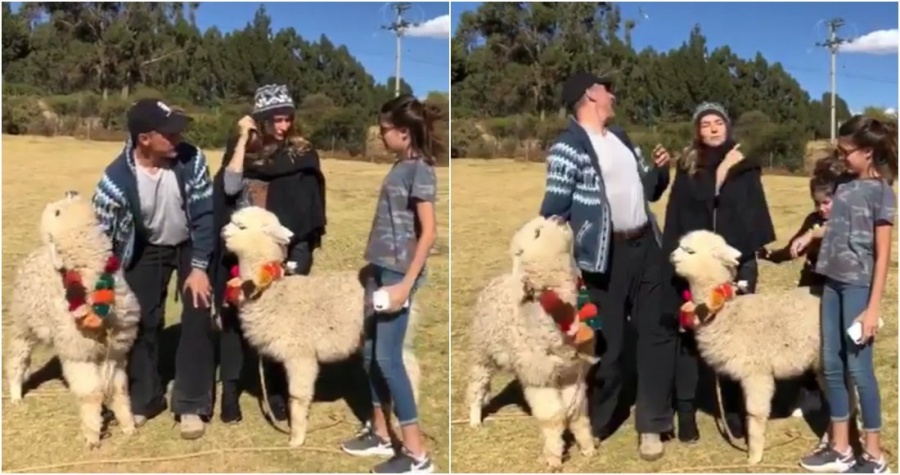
[[22, 322, 374, 429]]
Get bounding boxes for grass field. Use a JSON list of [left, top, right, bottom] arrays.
[[0, 135, 449, 473], [449, 159, 898, 473]]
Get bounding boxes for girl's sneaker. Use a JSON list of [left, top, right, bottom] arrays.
[[371, 449, 434, 474], [799, 446, 855, 473], [844, 453, 889, 473], [341, 423, 394, 457]]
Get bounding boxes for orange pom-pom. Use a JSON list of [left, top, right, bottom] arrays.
[[717, 284, 734, 300], [92, 289, 115, 305], [709, 290, 726, 312], [79, 311, 104, 330], [573, 323, 595, 346]]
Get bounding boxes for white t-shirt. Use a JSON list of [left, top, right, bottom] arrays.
[[587, 131, 648, 231]]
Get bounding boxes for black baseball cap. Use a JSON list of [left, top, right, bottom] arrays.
[[561, 72, 614, 111], [127, 98, 192, 136]]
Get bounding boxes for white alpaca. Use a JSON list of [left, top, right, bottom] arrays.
[[670, 230, 845, 464], [7, 191, 141, 448], [221, 206, 421, 447], [466, 216, 596, 469]]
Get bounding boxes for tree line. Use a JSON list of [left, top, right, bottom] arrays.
[[451, 2, 895, 170], [2, 2, 449, 163]]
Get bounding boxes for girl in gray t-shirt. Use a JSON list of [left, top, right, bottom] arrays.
[[793, 115, 897, 473], [340, 94, 441, 474]]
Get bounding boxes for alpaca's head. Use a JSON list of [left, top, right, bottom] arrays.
[[222, 206, 293, 263], [40, 191, 108, 270], [510, 216, 578, 296], [670, 230, 740, 286]]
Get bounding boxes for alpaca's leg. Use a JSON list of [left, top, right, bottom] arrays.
[[107, 359, 136, 435], [466, 360, 494, 428], [561, 382, 595, 457], [523, 385, 565, 470], [284, 357, 319, 447], [61, 359, 104, 448], [402, 348, 420, 407], [742, 375, 775, 465], [6, 334, 34, 403]]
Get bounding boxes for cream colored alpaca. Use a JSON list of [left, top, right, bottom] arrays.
[[221, 206, 421, 447], [670, 230, 837, 464], [6, 191, 141, 448], [466, 216, 596, 469]]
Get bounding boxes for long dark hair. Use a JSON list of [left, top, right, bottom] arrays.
[[245, 113, 312, 165], [838, 114, 898, 184], [379, 94, 444, 166]]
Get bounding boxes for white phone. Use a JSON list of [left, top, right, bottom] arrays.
[[372, 288, 409, 312], [847, 318, 885, 345]]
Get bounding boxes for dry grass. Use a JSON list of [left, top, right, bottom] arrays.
[[449, 159, 898, 473], [0, 135, 449, 473]]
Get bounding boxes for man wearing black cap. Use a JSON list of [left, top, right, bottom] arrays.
[[92, 98, 215, 439], [539, 72, 675, 460]]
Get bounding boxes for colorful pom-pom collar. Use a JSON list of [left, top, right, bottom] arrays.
[[61, 255, 120, 331]]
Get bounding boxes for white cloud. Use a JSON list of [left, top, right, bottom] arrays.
[[839, 29, 898, 55], [404, 14, 450, 39]]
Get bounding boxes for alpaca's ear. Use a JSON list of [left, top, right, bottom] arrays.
[[49, 242, 64, 270], [715, 244, 742, 267], [265, 223, 294, 246]]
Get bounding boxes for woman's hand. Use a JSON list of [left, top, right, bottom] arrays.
[[857, 308, 880, 344], [715, 143, 743, 192], [381, 282, 412, 313], [790, 232, 812, 258], [756, 247, 771, 261], [237, 115, 257, 139]]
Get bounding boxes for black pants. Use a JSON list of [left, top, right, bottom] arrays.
[[584, 228, 677, 435], [675, 258, 758, 418], [124, 243, 215, 417], [219, 241, 313, 395]]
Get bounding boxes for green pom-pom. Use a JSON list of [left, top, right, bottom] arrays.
[[577, 290, 590, 308], [95, 274, 114, 290], [93, 304, 110, 317], [583, 316, 602, 330]]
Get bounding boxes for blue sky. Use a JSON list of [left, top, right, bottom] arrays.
[[12, 1, 450, 96], [452, 2, 899, 112]]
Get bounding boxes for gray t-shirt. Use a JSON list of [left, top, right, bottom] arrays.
[[816, 179, 896, 286], [135, 165, 190, 246], [364, 158, 437, 274]]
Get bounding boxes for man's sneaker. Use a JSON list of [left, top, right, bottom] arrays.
[[639, 433, 664, 461], [180, 414, 205, 440], [845, 453, 889, 473], [341, 424, 394, 457], [371, 450, 434, 474], [799, 446, 854, 473]]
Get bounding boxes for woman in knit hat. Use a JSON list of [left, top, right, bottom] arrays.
[[659, 102, 776, 443], [211, 83, 327, 424]]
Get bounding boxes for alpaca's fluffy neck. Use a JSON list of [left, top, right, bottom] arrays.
[[685, 265, 734, 308], [59, 228, 114, 279], [235, 248, 284, 283]]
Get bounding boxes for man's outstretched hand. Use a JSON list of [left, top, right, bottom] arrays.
[[652, 143, 671, 168]]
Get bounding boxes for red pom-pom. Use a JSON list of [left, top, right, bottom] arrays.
[[682, 289, 692, 302], [538, 289, 564, 313], [578, 302, 598, 320], [104, 255, 120, 273], [63, 270, 82, 286], [679, 310, 694, 330], [230, 266, 240, 279]]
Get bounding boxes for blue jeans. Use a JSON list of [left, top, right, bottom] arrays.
[[363, 266, 423, 426], [821, 278, 881, 431]]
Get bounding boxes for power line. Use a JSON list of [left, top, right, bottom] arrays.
[[816, 18, 848, 143], [381, 2, 418, 97]]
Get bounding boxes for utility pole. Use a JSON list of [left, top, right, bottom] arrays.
[[816, 18, 847, 143], [382, 2, 413, 97]]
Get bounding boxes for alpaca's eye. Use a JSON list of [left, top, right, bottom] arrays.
[[55, 210, 60, 217], [534, 228, 541, 239], [681, 246, 695, 255]]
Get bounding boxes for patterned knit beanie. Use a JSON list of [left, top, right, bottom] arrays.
[[692, 102, 730, 125], [252, 84, 295, 122]]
